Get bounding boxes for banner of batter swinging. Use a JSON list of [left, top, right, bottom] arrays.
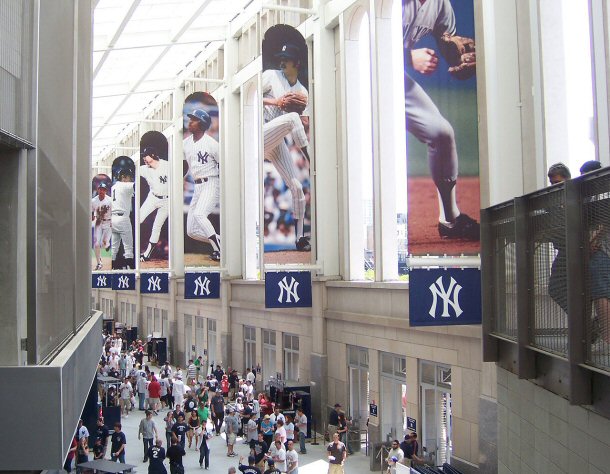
[[139, 131, 170, 269], [403, 0, 480, 256], [182, 92, 221, 267], [261, 24, 313, 265]]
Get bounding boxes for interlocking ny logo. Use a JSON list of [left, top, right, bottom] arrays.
[[197, 151, 209, 164], [159, 175, 167, 184], [193, 276, 211, 296], [277, 276, 299, 303], [117, 275, 130, 289], [429, 276, 463, 318], [147, 275, 162, 292], [96, 275, 107, 287]]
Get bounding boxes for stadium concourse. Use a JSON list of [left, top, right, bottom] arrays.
[[114, 407, 373, 473]]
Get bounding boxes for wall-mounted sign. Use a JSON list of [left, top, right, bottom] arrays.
[[409, 268, 481, 326], [140, 272, 169, 294], [112, 273, 136, 291], [265, 271, 312, 308], [184, 272, 220, 299]]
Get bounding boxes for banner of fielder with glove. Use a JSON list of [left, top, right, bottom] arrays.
[[91, 174, 113, 271], [403, 0, 480, 256], [182, 91, 221, 267], [261, 24, 313, 265]]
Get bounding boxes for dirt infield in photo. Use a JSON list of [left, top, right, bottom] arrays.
[[265, 250, 311, 265], [91, 255, 111, 271], [185, 253, 220, 268], [408, 176, 480, 256], [140, 259, 170, 270]]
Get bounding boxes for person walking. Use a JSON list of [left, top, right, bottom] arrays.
[[327, 432, 347, 474], [139, 410, 158, 462], [147, 438, 167, 474], [110, 423, 126, 464], [166, 437, 186, 474]]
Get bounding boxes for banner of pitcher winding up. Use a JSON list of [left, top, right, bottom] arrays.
[[262, 24, 313, 265], [403, 0, 480, 256]]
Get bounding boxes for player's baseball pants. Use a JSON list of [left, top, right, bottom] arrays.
[[186, 177, 220, 242], [264, 112, 308, 220], [111, 214, 134, 259], [94, 223, 111, 248], [405, 74, 458, 185], [140, 194, 169, 243]]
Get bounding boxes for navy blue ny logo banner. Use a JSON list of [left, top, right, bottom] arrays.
[[112, 273, 136, 291], [409, 268, 481, 326], [185, 272, 220, 299], [140, 272, 169, 294], [265, 271, 312, 308], [92, 273, 112, 289]]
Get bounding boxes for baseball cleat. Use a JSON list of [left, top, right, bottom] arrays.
[[209, 251, 221, 262], [296, 236, 311, 251], [438, 213, 480, 240], [95, 262, 103, 270], [139, 253, 149, 262]]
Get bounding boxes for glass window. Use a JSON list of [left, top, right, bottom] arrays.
[[283, 334, 299, 381], [346, 9, 375, 280], [539, 0, 596, 174], [262, 329, 276, 383], [154, 308, 161, 334], [208, 319, 217, 365], [162, 309, 168, 337], [244, 326, 256, 371], [184, 314, 193, 363]]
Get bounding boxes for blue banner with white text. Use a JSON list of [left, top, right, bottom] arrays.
[[112, 273, 136, 291], [92, 273, 112, 289], [409, 268, 481, 326], [265, 271, 312, 308], [184, 272, 221, 299], [140, 272, 169, 294]]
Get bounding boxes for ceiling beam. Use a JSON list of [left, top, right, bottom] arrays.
[[93, 0, 141, 79], [93, 0, 213, 142]]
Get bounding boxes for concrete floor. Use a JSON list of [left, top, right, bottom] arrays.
[[109, 406, 378, 473]]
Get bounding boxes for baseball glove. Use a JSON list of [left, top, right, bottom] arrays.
[[277, 92, 308, 114], [439, 33, 476, 80]]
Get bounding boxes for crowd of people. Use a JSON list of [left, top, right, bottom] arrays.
[[66, 332, 353, 473]]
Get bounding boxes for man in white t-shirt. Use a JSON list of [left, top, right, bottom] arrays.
[[172, 374, 186, 409], [268, 438, 286, 472], [285, 440, 299, 474], [295, 408, 307, 454], [119, 377, 133, 417]]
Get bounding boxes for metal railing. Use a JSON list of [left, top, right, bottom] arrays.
[[482, 168, 610, 406]]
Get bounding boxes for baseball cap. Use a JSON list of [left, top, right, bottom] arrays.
[[267, 458, 275, 465], [334, 403, 342, 408], [264, 414, 271, 419], [98, 182, 107, 189], [187, 109, 211, 129], [248, 455, 255, 463], [275, 43, 300, 60], [391, 456, 398, 462], [141, 146, 158, 159]]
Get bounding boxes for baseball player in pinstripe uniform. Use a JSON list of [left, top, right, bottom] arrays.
[[263, 43, 311, 252], [403, 0, 479, 240], [183, 109, 221, 262], [111, 170, 135, 268], [92, 182, 112, 270], [139, 147, 169, 261]]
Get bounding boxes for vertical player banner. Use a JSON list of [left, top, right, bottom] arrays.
[[183, 92, 221, 267], [91, 174, 112, 271], [261, 25, 313, 265], [111, 156, 136, 270], [403, 0, 480, 256], [139, 131, 170, 269]]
